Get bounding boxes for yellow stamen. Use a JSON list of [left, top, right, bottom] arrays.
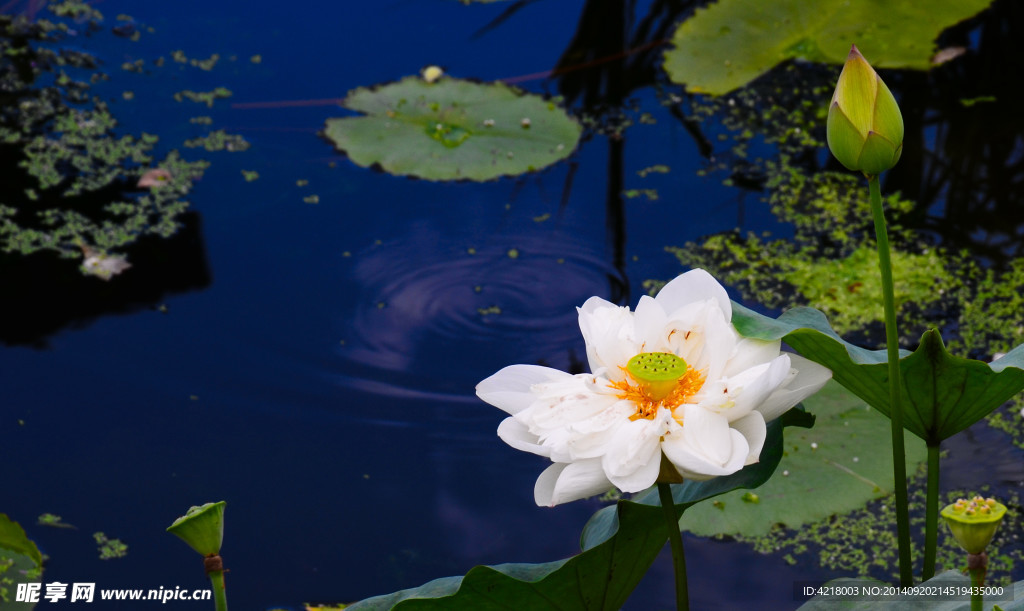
[[609, 365, 705, 422]]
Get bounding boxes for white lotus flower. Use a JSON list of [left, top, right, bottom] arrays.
[[476, 269, 832, 506]]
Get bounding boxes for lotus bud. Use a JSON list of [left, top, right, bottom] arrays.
[[167, 501, 225, 557], [941, 496, 1006, 554], [826, 45, 904, 176]]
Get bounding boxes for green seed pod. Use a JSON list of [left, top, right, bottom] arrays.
[[826, 45, 904, 176], [167, 501, 226, 557], [940, 496, 1007, 554], [626, 352, 688, 400]]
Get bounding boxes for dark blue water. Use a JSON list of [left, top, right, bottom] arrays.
[[2, 1, 1022, 610]]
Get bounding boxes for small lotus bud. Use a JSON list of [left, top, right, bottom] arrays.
[[826, 45, 904, 176], [167, 501, 226, 557], [941, 496, 1007, 554]]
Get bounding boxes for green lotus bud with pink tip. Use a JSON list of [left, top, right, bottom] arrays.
[[827, 45, 904, 176]]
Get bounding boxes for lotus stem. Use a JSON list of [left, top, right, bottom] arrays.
[[868, 174, 913, 586], [209, 570, 227, 611], [658, 483, 689, 611], [968, 552, 987, 611], [923, 442, 940, 580], [204, 555, 228, 611]]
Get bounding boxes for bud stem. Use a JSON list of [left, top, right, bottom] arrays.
[[658, 483, 689, 611], [868, 174, 913, 587]]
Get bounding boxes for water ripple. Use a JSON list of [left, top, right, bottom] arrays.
[[333, 226, 620, 402]]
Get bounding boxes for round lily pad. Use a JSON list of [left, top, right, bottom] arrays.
[[323, 76, 581, 181]]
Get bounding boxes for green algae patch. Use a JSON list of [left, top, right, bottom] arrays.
[[184, 130, 250, 152], [664, 0, 995, 95], [959, 259, 1024, 450], [749, 481, 1023, 587], [323, 76, 581, 181], [93, 532, 127, 560], [781, 245, 951, 334], [681, 381, 926, 537], [174, 87, 232, 107]]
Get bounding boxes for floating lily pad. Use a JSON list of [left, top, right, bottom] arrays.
[[664, 0, 995, 95], [679, 381, 926, 537], [323, 76, 581, 181]]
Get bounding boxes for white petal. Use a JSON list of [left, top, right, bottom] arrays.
[[601, 416, 665, 492], [497, 418, 550, 458], [723, 338, 782, 377], [566, 400, 636, 459], [661, 406, 749, 479], [715, 355, 792, 423], [631, 295, 669, 352], [730, 412, 767, 465], [578, 299, 636, 378], [477, 365, 570, 415], [691, 354, 790, 424], [528, 376, 619, 430], [664, 300, 737, 383], [654, 269, 733, 322], [756, 353, 832, 422], [534, 460, 612, 507]]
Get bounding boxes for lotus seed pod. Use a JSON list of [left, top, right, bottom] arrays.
[[626, 352, 689, 401], [941, 496, 1007, 554], [167, 501, 226, 557]]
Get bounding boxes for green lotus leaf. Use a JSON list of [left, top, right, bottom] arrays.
[[679, 381, 925, 537], [731, 303, 1024, 445], [0, 515, 42, 569], [797, 570, 1024, 609], [0, 547, 41, 610], [664, 0, 995, 95], [345, 416, 803, 609], [0, 515, 42, 610], [324, 76, 581, 181]]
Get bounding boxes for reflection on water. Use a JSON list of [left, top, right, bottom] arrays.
[[0, 212, 211, 347]]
